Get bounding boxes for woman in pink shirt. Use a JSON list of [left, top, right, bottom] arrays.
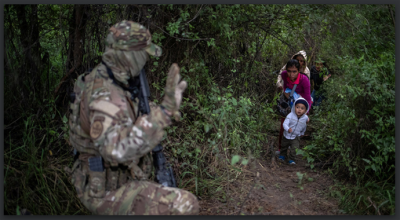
[[278, 59, 312, 153]]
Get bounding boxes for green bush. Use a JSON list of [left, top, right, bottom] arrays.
[[298, 52, 395, 215], [163, 62, 275, 197]]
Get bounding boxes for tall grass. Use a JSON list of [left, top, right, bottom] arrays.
[[4, 99, 89, 215]]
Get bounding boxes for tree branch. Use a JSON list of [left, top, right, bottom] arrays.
[[186, 4, 204, 25], [150, 22, 211, 41], [260, 27, 295, 52], [387, 4, 395, 27]]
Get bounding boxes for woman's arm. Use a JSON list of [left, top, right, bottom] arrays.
[[281, 71, 291, 99], [281, 70, 288, 91], [301, 75, 312, 107]]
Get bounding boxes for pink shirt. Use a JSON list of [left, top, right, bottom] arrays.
[[281, 70, 312, 108]]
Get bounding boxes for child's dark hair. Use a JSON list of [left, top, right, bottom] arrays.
[[286, 59, 300, 71], [295, 99, 309, 111]]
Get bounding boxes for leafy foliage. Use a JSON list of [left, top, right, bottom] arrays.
[[4, 4, 395, 215], [296, 4, 395, 215]]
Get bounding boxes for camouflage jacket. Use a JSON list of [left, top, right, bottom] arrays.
[[69, 63, 171, 175]]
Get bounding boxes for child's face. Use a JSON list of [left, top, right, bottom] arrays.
[[295, 103, 307, 117]]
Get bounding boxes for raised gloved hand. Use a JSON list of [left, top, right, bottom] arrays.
[[161, 63, 187, 121]]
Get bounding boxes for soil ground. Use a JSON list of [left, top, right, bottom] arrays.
[[198, 120, 341, 215]]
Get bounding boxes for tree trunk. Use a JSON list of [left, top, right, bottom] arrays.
[[55, 5, 89, 109], [15, 5, 42, 104]]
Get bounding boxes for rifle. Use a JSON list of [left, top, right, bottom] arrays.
[[129, 69, 177, 188]]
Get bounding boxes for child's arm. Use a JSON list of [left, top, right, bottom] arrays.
[[282, 116, 290, 131], [300, 116, 309, 135], [300, 127, 306, 136]]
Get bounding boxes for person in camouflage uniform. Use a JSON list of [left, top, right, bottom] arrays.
[[65, 20, 199, 215]]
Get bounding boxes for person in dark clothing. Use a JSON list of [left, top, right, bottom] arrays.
[[310, 59, 331, 107]]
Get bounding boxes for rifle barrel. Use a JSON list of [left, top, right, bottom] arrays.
[[139, 69, 151, 114]]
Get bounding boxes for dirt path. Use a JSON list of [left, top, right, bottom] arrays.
[[198, 123, 341, 215]]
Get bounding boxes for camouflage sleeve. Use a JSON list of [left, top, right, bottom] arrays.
[[89, 98, 172, 166]]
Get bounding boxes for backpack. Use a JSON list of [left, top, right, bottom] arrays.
[[276, 84, 297, 117], [68, 67, 100, 155]]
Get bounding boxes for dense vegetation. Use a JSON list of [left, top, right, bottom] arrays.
[[4, 4, 395, 215]]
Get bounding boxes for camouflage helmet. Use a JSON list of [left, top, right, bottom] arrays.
[[106, 20, 162, 57]]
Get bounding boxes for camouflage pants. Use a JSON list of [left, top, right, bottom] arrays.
[[80, 180, 199, 215]]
